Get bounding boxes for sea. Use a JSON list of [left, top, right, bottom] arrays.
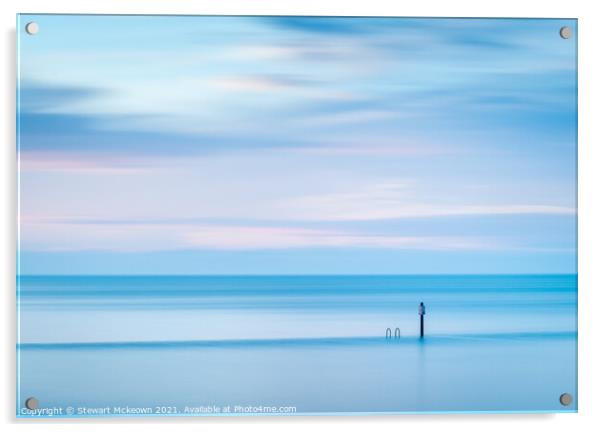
[[16, 274, 577, 416]]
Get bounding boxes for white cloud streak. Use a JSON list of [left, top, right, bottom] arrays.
[[19, 151, 153, 174], [278, 183, 575, 221], [20, 219, 491, 253]]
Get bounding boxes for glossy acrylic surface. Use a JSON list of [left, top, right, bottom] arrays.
[[17, 15, 577, 416]]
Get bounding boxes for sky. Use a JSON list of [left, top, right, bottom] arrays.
[[17, 16, 577, 275]]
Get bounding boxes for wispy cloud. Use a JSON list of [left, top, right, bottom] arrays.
[[226, 43, 357, 62], [290, 137, 452, 157], [20, 218, 492, 253], [19, 16, 576, 149], [210, 75, 308, 93], [278, 182, 575, 221], [184, 226, 489, 251], [265, 17, 366, 35], [19, 151, 153, 174]]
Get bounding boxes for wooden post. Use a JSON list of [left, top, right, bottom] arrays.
[[419, 302, 425, 338]]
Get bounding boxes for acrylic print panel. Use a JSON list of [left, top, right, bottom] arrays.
[[16, 15, 577, 417]]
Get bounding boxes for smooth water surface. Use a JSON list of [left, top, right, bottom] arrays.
[[17, 275, 577, 415]]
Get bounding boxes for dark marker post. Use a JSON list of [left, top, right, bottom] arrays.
[[419, 302, 426, 338]]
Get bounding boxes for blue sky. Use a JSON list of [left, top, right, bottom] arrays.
[[17, 16, 577, 274]]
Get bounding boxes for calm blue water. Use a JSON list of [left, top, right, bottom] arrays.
[[17, 275, 577, 415]]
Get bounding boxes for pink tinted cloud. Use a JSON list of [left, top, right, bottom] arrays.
[[19, 218, 490, 253], [19, 151, 152, 174]]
